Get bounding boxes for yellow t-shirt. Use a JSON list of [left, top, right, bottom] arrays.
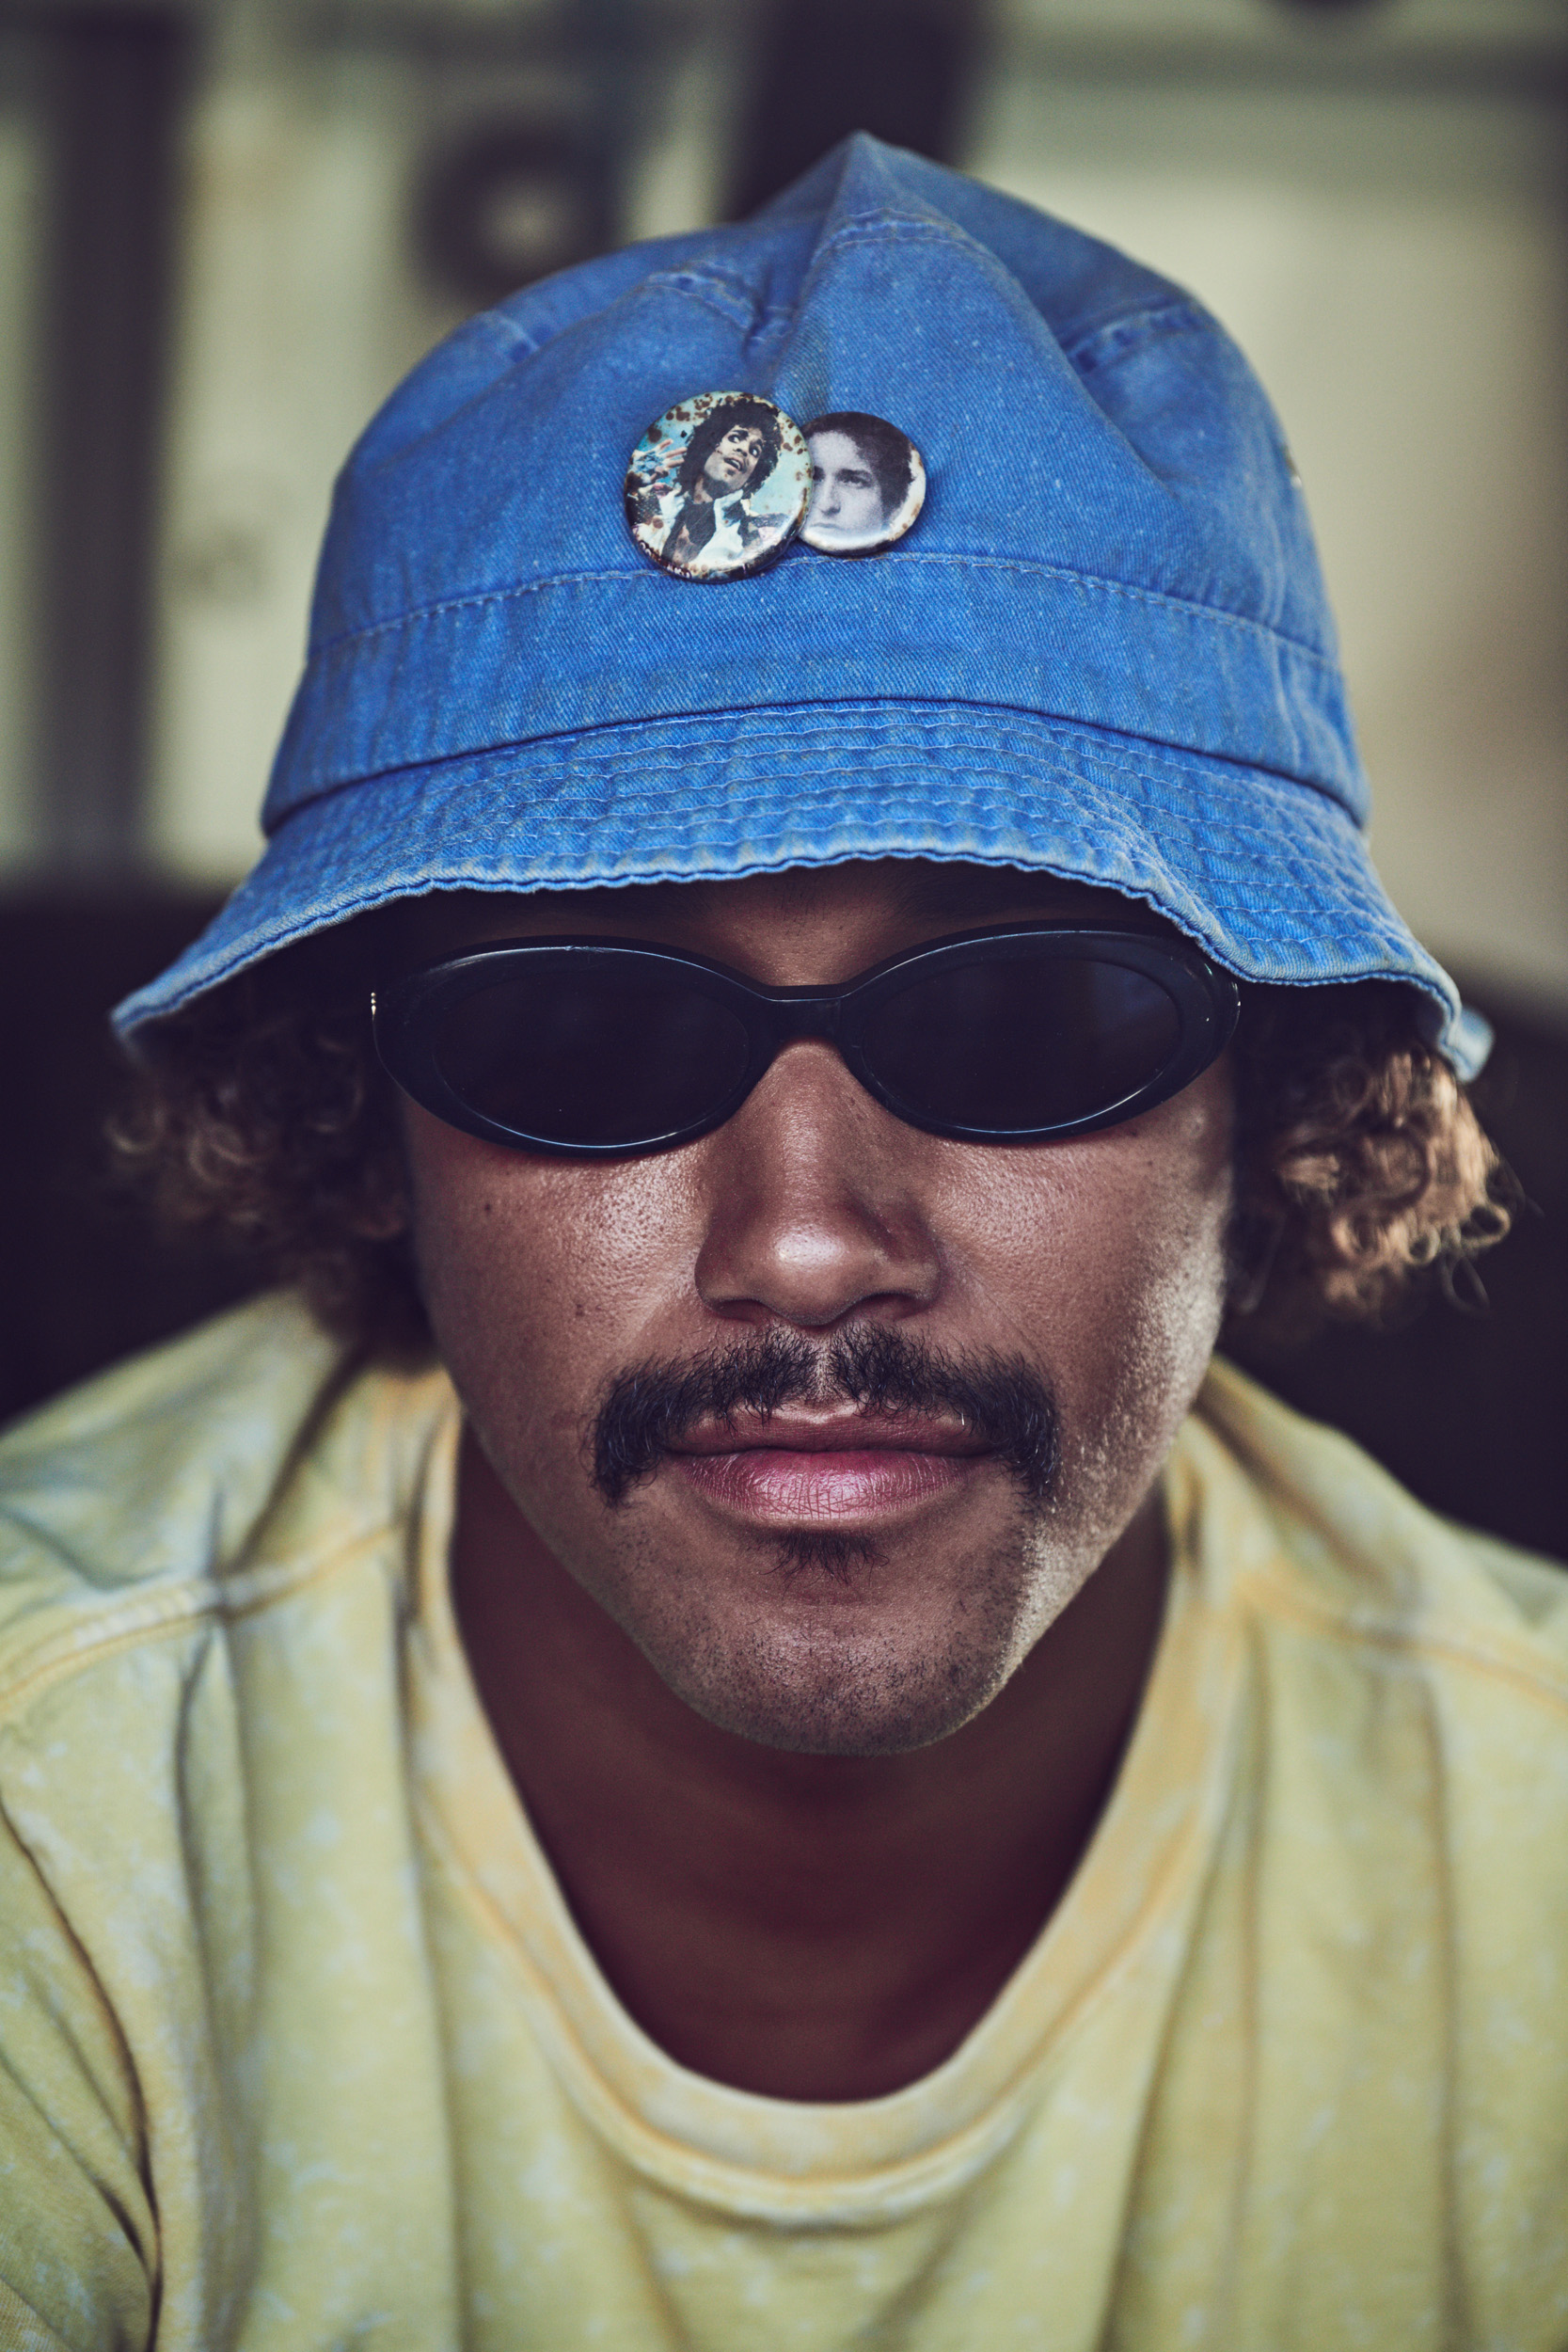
[[1, 1293, 1565, 2350]]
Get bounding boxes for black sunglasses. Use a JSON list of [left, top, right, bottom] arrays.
[[372, 924, 1240, 1158]]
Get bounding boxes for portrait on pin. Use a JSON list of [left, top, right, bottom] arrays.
[[801, 411, 926, 555], [626, 391, 811, 581]]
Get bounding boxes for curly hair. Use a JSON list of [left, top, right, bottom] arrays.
[[678, 399, 783, 499], [111, 918, 1514, 1361], [111, 917, 424, 1359]]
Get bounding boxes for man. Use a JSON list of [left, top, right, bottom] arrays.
[[628, 393, 787, 576], [803, 409, 920, 550], [1, 135, 1564, 2350]]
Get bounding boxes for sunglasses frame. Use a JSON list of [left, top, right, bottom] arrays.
[[372, 923, 1241, 1158]]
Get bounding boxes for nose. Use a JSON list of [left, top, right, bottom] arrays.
[[693, 1042, 943, 1332]]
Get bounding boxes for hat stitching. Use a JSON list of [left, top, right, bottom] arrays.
[[278, 727, 1348, 824], [466, 307, 542, 360], [472, 695, 1344, 797], [403, 758, 1348, 853], [809, 215, 987, 258], [270, 699, 1361, 839], [1063, 302, 1219, 373], [641, 266, 801, 338], [301, 552, 1340, 673], [273, 709, 1358, 834], [795, 215, 1016, 308]]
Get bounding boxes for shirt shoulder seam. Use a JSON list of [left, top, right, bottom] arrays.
[[1240, 1565, 1568, 1716], [0, 1525, 395, 1724]]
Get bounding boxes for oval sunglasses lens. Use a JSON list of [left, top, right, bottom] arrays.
[[434, 961, 752, 1148], [855, 952, 1183, 1131]]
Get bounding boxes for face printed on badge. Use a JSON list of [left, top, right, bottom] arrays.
[[625, 392, 812, 582], [801, 413, 926, 556]]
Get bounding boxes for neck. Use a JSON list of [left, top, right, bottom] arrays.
[[451, 1430, 1168, 2101]]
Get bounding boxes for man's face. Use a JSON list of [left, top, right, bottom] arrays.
[[807, 429, 885, 543], [397, 862, 1235, 1757], [702, 421, 766, 496]]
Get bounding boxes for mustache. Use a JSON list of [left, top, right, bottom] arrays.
[[592, 1324, 1059, 1508]]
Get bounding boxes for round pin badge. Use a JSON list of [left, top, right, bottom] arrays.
[[800, 412, 926, 556], [624, 391, 811, 582]]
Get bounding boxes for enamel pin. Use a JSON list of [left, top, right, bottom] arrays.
[[800, 412, 926, 556], [625, 392, 812, 582]]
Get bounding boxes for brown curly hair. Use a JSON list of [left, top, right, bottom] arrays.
[[112, 913, 1514, 1359]]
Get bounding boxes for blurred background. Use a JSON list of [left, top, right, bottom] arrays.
[[0, 0, 1563, 1551]]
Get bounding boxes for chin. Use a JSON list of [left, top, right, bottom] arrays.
[[623, 1562, 1033, 1756], [675, 1643, 1004, 1756]]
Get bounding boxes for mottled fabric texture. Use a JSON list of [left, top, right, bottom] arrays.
[[0, 1295, 1565, 2349]]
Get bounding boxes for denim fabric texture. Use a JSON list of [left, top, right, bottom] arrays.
[[116, 135, 1479, 1071]]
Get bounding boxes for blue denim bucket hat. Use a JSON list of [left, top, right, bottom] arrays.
[[117, 134, 1482, 1073]]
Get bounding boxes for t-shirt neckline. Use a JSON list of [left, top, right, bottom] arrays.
[[406, 1402, 1248, 2217]]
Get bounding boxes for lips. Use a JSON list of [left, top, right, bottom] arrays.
[[668, 1409, 987, 1525]]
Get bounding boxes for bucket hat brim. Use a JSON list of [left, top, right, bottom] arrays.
[[114, 697, 1482, 1076]]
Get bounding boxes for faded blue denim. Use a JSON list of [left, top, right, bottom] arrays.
[[118, 135, 1481, 1072]]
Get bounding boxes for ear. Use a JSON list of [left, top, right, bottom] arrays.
[[347, 1177, 411, 1244], [1225, 1208, 1285, 1321]]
